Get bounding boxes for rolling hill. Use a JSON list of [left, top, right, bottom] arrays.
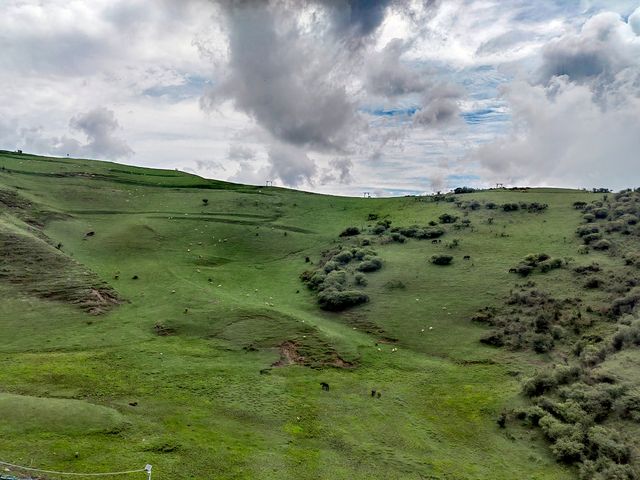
[[0, 150, 638, 479]]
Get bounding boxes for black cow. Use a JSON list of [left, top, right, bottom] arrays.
[[463, 255, 471, 260], [320, 382, 330, 391]]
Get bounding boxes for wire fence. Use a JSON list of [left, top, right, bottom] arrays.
[[0, 460, 151, 479]]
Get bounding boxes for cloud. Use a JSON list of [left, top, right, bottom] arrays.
[[320, 157, 354, 184], [537, 12, 640, 85], [201, 2, 360, 152], [69, 107, 133, 159], [413, 84, 463, 127], [227, 144, 255, 161], [365, 38, 428, 97], [267, 142, 317, 187], [465, 10, 640, 190], [629, 6, 640, 35]]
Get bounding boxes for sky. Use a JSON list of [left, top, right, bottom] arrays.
[[2, 0, 640, 196]]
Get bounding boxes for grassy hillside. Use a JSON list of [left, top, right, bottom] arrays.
[[0, 150, 637, 479]]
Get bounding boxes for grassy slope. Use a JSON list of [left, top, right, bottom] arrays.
[[0, 151, 609, 479]]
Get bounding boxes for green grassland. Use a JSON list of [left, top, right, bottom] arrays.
[[0, 150, 631, 479]]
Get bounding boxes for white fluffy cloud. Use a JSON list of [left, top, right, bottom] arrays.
[[469, 11, 640, 189]]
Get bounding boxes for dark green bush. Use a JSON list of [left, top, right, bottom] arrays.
[[540, 258, 563, 273], [317, 289, 369, 311], [502, 203, 519, 212], [357, 258, 382, 272], [339, 226, 360, 237], [515, 264, 534, 276], [532, 333, 554, 353], [551, 437, 585, 463], [430, 254, 453, 265], [592, 239, 612, 251], [582, 233, 603, 244], [354, 273, 368, 286], [438, 213, 458, 224], [576, 225, 600, 237], [523, 371, 557, 397], [334, 251, 353, 264]]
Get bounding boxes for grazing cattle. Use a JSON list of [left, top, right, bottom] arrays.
[[377, 392, 381, 398], [438, 239, 442, 244], [320, 382, 330, 391], [431, 239, 438, 244], [463, 255, 471, 260], [305, 256, 310, 263], [371, 389, 376, 397], [508, 268, 517, 273], [85, 231, 95, 237], [132, 275, 139, 280], [259, 368, 271, 375]]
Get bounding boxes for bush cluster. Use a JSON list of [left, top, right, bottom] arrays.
[[430, 254, 453, 265], [510, 253, 564, 277], [300, 246, 382, 311]]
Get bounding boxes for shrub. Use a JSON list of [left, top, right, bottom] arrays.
[[322, 270, 348, 291], [390, 232, 406, 243], [502, 203, 519, 212], [305, 271, 327, 290], [594, 208, 608, 219], [532, 333, 554, 353], [616, 388, 640, 421], [523, 371, 557, 397], [418, 227, 445, 239], [592, 239, 611, 251], [334, 251, 353, 264], [371, 224, 387, 234], [551, 437, 585, 463], [339, 226, 360, 237], [583, 213, 596, 223], [540, 258, 563, 273], [367, 213, 379, 221], [576, 225, 600, 237], [323, 260, 340, 273], [317, 289, 369, 311], [430, 254, 453, 265], [480, 332, 504, 347], [587, 426, 631, 464], [515, 264, 534, 277], [357, 258, 382, 272], [538, 414, 574, 440], [584, 277, 602, 289], [354, 273, 368, 286], [438, 213, 458, 224], [582, 233, 602, 244]]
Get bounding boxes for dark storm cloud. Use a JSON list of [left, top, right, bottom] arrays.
[[202, 2, 359, 152]]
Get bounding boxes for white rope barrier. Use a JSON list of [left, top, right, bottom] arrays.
[[0, 460, 151, 479]]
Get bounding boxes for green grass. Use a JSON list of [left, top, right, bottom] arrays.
[[0, 151, 616, 479]]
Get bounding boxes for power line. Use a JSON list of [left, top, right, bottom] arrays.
[[0, 460, 152, 479]]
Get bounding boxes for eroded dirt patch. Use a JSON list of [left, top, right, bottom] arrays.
[[272, 340, 355, 369]]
